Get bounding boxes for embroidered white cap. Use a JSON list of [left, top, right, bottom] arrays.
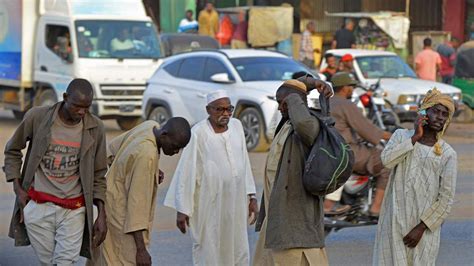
[[207, 90, 229, 105]]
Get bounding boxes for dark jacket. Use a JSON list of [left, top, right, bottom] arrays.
[[256, 94, 325, 249], [3, 102, 107, 259]]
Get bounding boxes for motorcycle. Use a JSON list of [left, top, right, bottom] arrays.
[[354, 78, 401, 133]]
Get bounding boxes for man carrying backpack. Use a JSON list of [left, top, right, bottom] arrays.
[[326, 72, 392, 217], [253, 78, 333, 266]]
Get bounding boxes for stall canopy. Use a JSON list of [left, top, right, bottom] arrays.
[[325, 11, 410, 49]]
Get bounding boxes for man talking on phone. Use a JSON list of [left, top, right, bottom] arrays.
[[324, 72, 392, 217]]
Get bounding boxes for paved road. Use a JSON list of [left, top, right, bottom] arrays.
[[0, 110, 473, 265]]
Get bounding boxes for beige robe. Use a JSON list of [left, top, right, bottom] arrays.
[[93, 121, 161, 265], [254, 122, 328, 266]]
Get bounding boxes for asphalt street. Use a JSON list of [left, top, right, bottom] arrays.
[[0, 110, 473, 266]]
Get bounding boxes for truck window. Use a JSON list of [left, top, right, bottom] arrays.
[[177, 57, 205, 81], [45, 25, 72, 61], [203, 58, 234, 82]]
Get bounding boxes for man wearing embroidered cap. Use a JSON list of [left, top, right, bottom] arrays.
[[165, 90, 258, 265], [254, 79, 333, 265], [374, 88, 457, 265]]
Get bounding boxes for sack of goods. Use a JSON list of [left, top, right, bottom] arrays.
[[303, 94, 354, 196]]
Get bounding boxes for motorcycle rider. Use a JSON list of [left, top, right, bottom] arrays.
[[324, 72, 392, 217]]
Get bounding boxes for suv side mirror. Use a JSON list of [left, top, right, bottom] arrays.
[[210, 73, 234, 84]]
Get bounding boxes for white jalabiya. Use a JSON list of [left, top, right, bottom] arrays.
[[373, 129, 457, 266], [164, 118, 256, 266]]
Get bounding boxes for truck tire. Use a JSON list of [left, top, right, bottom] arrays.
[[238, 107, 269, 152], [116, 117, 142, 131], [148, 106, 171, 125], [35, 89, 57, 107]]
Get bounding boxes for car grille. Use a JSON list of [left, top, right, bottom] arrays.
[[100, 85, 145, 96]]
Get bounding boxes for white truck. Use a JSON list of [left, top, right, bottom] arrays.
[[0, 0, 162, 129]]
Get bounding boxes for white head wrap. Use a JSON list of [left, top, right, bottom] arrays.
[[207, 90, 229, 105]]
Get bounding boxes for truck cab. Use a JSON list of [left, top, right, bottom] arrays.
[[0, 0, 163, 129]]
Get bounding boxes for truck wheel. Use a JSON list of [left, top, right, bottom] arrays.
[[148, 106, 170, 125], [35, 89, 57, 107], [238, 107, 269, 152], [116, 117, 142, 131]]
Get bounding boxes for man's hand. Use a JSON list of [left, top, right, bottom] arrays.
[[132, 230, 151, 266], [177, 212, 189, 234], [136, 248, 152, 266], [412, 115, 427, 144], [298, 76, 333, 98], [248, 198, 259, 225], [403, 222, 427, 248], [13, 179, 29, 223], [92, 199, 107, 247], [158, 170, 165, 184]]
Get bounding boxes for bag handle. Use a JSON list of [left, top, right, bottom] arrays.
[[319, 93, 330, 117]]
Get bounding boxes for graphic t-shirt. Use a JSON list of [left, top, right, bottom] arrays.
[[34, 112, 83, 199]]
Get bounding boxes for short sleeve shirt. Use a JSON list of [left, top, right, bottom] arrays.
[[334, 28, 356, 49], [415, 49, 441, 81]]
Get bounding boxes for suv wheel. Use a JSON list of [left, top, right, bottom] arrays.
[[238, 107, 269, 152], [148, 106, 171, 125]]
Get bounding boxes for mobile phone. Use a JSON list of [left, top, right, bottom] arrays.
[[418, 109, 428, 125]]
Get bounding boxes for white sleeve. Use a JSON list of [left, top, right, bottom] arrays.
[[164, 132, 199, 217], [381, 129, 414, 169]]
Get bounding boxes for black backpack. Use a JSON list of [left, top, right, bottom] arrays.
[[303, 94, 354, 196]]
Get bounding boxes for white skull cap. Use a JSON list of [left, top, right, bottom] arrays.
[[207, 90, 229, 105]]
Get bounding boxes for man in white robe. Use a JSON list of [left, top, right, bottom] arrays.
[[164, 90, 258, 266], [373, 89, 458, 266]]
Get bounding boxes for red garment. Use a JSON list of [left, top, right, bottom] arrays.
[[232, 21, 248, 42], [216, 15, 234, 45], [439, 52, 456, 77], [28, 187, 85, 209]]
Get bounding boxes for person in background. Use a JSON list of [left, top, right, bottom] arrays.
[[299, 21, 318, 69], [164, 90, 258, 265], [437, 37, 460, 84], [325, 72, 392, 217], [415, 38, 442, 81], [198, 2, 219, 38], [4, 79, 107, 264], [338, 53, 356, 76], [231, 11, 248, 49], [331, 19, 356, 49], [320, 53, 338, 81], [92, 119, 191, 266], [110, 28, 134, 52], [373, 88, 457, 266], [178, 10, 199, 33]]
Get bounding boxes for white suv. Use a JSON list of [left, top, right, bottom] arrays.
[[142, 49, 313, 151], [320, 49, 462, 121]]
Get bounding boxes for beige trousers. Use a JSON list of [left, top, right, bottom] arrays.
[[23, 200, 85, 265]]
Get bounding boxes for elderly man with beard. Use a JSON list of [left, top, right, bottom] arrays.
[[164, 90, 258, 265], [373, 88, 457, 266]]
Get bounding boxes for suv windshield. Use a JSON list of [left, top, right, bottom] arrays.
[[356, 56, 416, 79], [75, 20, 161, 59], [230, 57, 310, 81]]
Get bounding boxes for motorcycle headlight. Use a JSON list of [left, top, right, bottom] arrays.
[[398, 94, 417, 104]]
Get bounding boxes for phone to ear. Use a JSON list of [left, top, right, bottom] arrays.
[[418, 109, 428, 125]]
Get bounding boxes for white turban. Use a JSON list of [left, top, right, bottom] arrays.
[[207, 90, 229, 105]]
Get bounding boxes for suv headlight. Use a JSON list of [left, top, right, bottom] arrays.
[[452, 93, 462, 101], [398, 94, 417, 104]]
